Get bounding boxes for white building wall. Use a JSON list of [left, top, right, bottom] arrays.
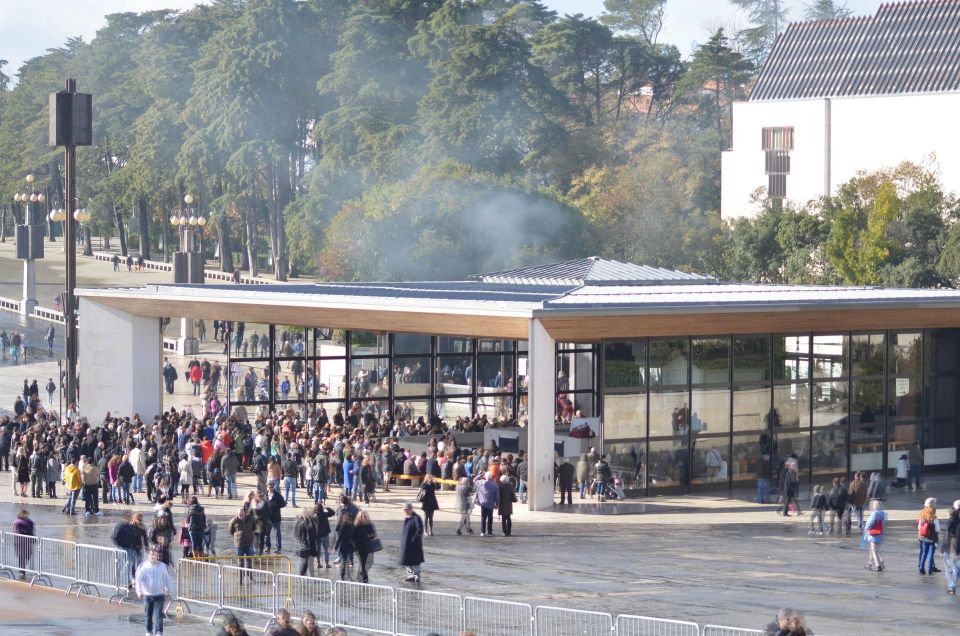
[[722, 92, 960, 218], [79, 298, 161, 422]]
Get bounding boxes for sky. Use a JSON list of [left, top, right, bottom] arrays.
[[1, 0, 882, 81]]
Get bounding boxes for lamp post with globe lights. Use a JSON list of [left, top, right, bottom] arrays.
[[13, 174, 46, 315], [171, 193, 204, 355]]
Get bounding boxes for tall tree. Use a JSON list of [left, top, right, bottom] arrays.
[[730, 0, 788, 64], [803, 0, 852, 21], [674, 29, 753, 152], [600, 0, 667, 46]]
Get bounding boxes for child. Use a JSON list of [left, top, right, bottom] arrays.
[[809, 485, 828, 535], [204, 518, 218, 556], [179, 518, 193, 558]]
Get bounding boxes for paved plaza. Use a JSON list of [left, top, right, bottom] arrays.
[[0, 470, 958, 635]]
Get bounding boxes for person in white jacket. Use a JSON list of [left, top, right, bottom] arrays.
[[135, 547, 174, 636]]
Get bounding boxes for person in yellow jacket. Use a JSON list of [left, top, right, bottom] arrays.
[[61, 459, 83, 515]]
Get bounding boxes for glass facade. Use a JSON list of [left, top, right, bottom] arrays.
[[225, 323, 958, 497], [227, 329, 538, 427], [602, 329, 960, 497]]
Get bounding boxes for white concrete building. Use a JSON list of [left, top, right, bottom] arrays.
[[722, 0, 960, 218]]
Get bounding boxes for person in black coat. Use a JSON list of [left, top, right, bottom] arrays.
[[400, 502, 424, 582], [557, 457, 576, 505], [266, 484, 286, 552], [419, 475, 440, 536], [312, 503, 335, 569], [334, 511, 355, 580], [293, 507, 318, 577]]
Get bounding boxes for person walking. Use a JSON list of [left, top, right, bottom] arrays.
[[576, 454, 590, 499], [45, 326, 55, 355], [808, 485, 827, 535], [228, 507, 256, 583], [186, 496, 207, 558], [498, 475, 516, 537], [862, 500, 887, 572], [313, 502, 335, 569], [917, 497, 942, 575], [779, 454, 801, 516], [400, 502, 425, 583], [826, 476, 848, 535], [12, 509, 35, 580], [134, 546, 174, 636], [846, 471, 868, 533], [944, 500, 960, 594], [267, 483, 286, 552], [112, 512, 138, 585], [475, 471, 499, 537], [867, 471, 887, 503], [294, 507, 318, 577], [455, 476, 475, 535], [907, 441, 924, 491], [44, 377, 56, 404], [419, 474, 440, 536], [334, 511, 355, 580], [282, 452, 299, 507], [354, 509, 380, 583], [250, 491, 271, 555]]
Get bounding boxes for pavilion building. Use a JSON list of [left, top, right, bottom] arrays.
[[77, 256, 960, 509]]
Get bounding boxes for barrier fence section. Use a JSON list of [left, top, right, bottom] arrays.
[[534, 605, 615, 636], [334, 580, 396, 635], [395, 588, 463, 636], [221, 565, 276, 620], [464, 596, 534, 636], [176, 558, 224, 621], [39, 537, 77, 587], [0, 532, 43, 585], [701, 627, 765, 636], [616, 614, 701, 636], [70, 543, 128, 602], [276, 573, 334, 627]]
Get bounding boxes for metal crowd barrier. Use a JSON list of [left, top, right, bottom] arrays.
[[221, 565, 276, 620], [333, 580, 396, 635], [38, 537, 77, 587], [464, 596, 534, 636], [701, 627, 764, 636], [535, 605, 615, 636], [276, 573, 334, 626], [70, 543, 128, 603], [175, 558, 225, 623], [0, 532, 46, 586], [617, 614, 701, 636], [395, 588, 463, 636]]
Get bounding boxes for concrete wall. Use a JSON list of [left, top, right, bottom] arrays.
[[79, 298, 161, 421], [722, 92, 960, 218], [527, 319, 556, 511]]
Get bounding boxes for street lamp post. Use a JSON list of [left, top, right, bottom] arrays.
[[172, 193, 205, 355], [13, 174, 46, 315], [49, 78, 93, 409]]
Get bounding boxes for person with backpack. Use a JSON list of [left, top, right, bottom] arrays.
[[862, 500, 887, 572], [827, 476, 849, 535], [918, 497, 942, 575]]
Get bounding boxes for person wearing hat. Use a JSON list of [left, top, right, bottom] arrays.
[[400, 502, 425, 582], [944, 500, 960, 594], [917, 497, 942, 575]]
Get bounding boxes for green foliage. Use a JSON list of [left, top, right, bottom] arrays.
[[803, 0, 852, 21], [1, 1, 956, 292]]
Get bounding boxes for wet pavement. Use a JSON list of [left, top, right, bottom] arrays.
[[1, 477, 959, 635]]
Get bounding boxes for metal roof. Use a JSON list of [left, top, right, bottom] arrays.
[[540, 282, 960, 312], [474, 256, 714, 286], [751, 0, 960, 101]]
